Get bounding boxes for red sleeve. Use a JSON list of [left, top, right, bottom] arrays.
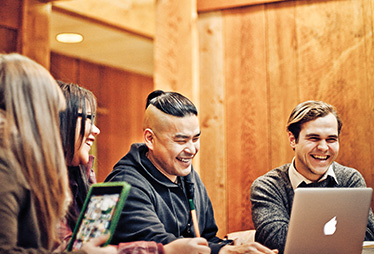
[[55, 218, 73, 250], [156, 243, 164, 254]]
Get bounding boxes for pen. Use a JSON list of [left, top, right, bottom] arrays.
[[189, 199, 201, 237]]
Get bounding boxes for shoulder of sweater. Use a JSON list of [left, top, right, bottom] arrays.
[[332, 161, 362, 177], [257, 163, 290, 179], [251, 163, 291, 188]]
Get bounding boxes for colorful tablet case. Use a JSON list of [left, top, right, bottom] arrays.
[[67, 182, 131, 251]]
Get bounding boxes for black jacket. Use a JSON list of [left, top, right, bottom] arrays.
[[105, 143, 227, 253]]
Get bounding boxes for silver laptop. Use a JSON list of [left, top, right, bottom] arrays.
[[284, 188, 373, 254]]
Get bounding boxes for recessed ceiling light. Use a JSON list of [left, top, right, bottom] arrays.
[[56, 33, 84, 43]]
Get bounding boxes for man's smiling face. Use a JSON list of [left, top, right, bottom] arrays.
[[289, 113, 339, 182], [144, 105, 201, 182]]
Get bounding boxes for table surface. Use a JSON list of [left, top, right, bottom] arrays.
[[363, 242, 374, 253], [363, 249, 374, 254]]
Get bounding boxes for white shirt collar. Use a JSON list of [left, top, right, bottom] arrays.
[[288, 157, 338, 190]]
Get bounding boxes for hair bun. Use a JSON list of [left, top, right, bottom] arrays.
[[146, 90, 164, 109]]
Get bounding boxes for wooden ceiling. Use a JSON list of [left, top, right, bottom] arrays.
[[50, 0, 155, 76]]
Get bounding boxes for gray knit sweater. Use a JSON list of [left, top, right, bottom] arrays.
[[250, 162, 374, 254]]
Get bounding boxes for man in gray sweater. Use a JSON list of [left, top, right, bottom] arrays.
[[250, 100, 374, 254]]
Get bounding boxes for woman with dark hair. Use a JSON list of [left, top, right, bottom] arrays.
[[57, 81, 101, 245], [0, 53, 116, 254]]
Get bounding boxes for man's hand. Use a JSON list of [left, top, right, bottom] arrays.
[[219, 242, 279, 254], [226, 230, 256, 246], [80, 235, 117, 254], [164, 237, 210, 254]]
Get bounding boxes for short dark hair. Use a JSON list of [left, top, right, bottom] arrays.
[[287, 100, 342, 142], [145, 90, 198, 117]]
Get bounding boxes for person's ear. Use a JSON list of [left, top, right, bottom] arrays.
[[288, 131, 297, 150], [144, 128, 155, 150]]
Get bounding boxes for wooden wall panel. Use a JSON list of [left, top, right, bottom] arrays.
[[126, 73, 153, 144], [154, 0, 199, 103], [78, 60, 102, 98], [223, 5, 270, 232], [154, 0, 202, 177], [0, 0, 21, 54], [363, 0, 374, 188], [50, 52, 154, 182], [0, 28, 18, 53], [0, 0, 21, 29], [21, 0, 51, 68], [98, 68, 152, 181], [50, 52, 80, 82], [265, 1, 298, 169], [294, 0, 374, 178], [197, 0, 286, 12], [100, 69, 132, 181], [195, 0, 374, 235], [198, 11, 227, 237]]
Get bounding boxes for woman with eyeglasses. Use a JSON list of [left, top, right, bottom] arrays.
[[56, 81, 101, 247]]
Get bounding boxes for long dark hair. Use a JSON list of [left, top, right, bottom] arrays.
[[57, 80, 97, 231]]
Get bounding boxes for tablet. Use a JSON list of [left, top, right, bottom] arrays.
[[67, 182, 131, 251]]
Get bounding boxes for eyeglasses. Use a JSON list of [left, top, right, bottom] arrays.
[[77, 113, 95, 120]]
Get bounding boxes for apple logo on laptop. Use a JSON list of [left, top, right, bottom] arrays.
[[323, 216, 337, 235]]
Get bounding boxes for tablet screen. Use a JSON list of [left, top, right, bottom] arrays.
[[67, 182, 131, 251], [71, 193, 119, 250]]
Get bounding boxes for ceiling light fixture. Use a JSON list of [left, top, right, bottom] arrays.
[[56, 33, 84, 43]]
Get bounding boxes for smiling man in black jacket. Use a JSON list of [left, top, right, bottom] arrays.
[[105, 90, 277, 254]]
